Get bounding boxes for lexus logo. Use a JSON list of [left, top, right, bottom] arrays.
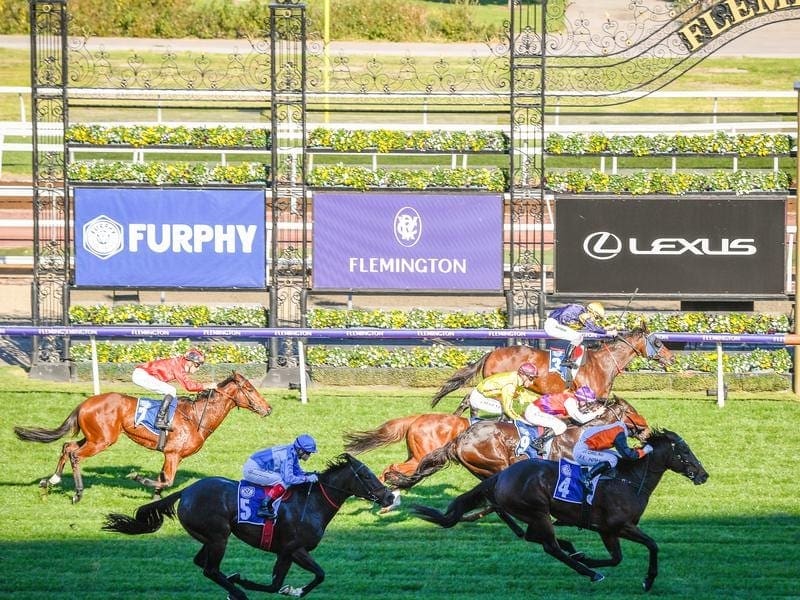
[[583, 232, 622, 260]]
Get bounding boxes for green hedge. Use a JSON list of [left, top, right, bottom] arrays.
[[544, 132, 794, 156], [67, 304, 793, 375]]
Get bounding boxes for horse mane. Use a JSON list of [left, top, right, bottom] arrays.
[[643, 428, 672, 444], [322, 453, 354, 473], [217, 371, 240, 386]]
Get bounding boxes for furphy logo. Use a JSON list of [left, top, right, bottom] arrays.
[[583, 231, 757, 260], [83, 215, 124, 260], [394, 207, 421, 247], [85, 219, 258, 257]]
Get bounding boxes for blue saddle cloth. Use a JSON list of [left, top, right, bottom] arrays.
[[553, 458, 600, 504], [238, 482, 284, 525], [133, 397, 178, 434], [514, 420, 546, 459]]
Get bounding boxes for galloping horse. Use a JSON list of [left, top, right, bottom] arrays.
[[431, 327, 674, 413], [14, 371, 272, 503], [343, 413, 469, 481], [411, 430, 708, 591], [385, 395, 647, 489], [103, 454, 394, 599]]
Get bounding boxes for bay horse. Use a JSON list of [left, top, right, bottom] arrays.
[[103, 453, 394, 599], [411, 429, 708, 591], [431, 327, 674, 413], [14, 371, 272, 503], [384, 395, 648, 489]]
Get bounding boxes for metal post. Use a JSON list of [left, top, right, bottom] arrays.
[[794, 81, 800, 396]]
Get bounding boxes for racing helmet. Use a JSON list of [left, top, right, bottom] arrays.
[[184, 348, 205, 365], [586, 302, 605, 319], [517, 362, 538, 379], [294, 434, 318, 454], [574, 385, 597, 404]]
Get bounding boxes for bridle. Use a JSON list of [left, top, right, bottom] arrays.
[[603, 331, 663, 374], [316, 458, 386, 509], [212, 374, 269, 414]]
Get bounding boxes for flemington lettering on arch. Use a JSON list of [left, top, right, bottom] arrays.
[[678, 0, 799, 52]]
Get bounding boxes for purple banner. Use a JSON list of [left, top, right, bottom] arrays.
[[312, 192, 503, 290], [74, 188, 266, 288]]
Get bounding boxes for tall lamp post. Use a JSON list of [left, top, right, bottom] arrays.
[[794, 81, 800, 396]]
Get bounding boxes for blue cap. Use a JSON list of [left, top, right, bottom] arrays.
[[294, 434, 317, 454]]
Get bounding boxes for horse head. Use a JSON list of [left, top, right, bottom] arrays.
[[647, 429, 709, 485], [601, 394, 651, 439], [215, 372, 272, 417], [620, 327, 675, 369], [323, 454, 395, 508]]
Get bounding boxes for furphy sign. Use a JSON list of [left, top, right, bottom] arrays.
[[312, 192, 503, 290], [555, 196, 785, 295], [74, 188, 266, 288]]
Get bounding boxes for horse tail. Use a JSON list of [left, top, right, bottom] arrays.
[[411, 478, 493, 528], [103, 491, 182, 535], [384, 441, 459, 490], [430, 353, 489, 408], [14, 408, 80, 443], [342, 415, 420, 454]]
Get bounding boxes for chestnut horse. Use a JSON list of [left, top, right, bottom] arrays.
[[411, 430, 708, 591], [14, 371, 272, 503], [431, 327, 674, 413], [384, 395, 648, 490]]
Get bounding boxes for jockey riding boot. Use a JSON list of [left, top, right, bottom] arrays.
[[531, 428, 553, 454], [258, 497, 277, 520], [561, 345, 579, 369], [584, 461, 612, 489], [155, 395, 175, 431]]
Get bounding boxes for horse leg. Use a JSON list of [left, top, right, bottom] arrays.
[[524, 520, 604, 582], [132, 452, 180, 496], [191, 542, 248, 600], [616, 524, 659, 591], [281, 547, 324, 597], [452, 392, 472, 417], [39, 440, 76, 492]]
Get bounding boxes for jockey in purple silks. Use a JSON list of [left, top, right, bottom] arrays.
[[543, 302, 617, 373], [242, 434, 319, 519]]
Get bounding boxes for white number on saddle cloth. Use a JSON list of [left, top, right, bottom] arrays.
[[549, 348, 565, 372], [554, 458, 585, 504]]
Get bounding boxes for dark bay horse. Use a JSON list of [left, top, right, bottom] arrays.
[[385, 395, 648, 489], [431, 327, 674, 412], [103, 454, 394, 599], [411, 430, 708, 591], [14, 371, 272, 503]]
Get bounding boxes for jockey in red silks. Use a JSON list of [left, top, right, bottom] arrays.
[[522, 385, 606, 437], [132, 348, 213, 434], [543, 302, 617, 377], [242, 434, 319, 520], [573, 412, 652, 487]]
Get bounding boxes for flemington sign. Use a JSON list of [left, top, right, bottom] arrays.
[[678, 0, 799, 52]]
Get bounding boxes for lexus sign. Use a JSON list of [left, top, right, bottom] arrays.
[[554, 196, 785, 296]]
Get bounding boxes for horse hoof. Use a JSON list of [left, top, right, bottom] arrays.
[[71, 494, 82, 504], [38, 478, 50, 489], [591, 572, 605, 583], [126, 471, 139, 481], [643, 577, 654, 592]]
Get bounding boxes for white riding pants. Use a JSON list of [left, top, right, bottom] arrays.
[[242, 458, 283, 486], [523, 405, 567, 434], [543, 318, 584, 345], [573, 441, 619, 468], [468, 388, 502, 415], [132, 368, 176, 397]]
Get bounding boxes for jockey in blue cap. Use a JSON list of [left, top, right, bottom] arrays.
[[242, 433, 319, 519]]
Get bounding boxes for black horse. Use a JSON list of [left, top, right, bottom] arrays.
[[411, 430, 708, 591], [104, 453, 394, 598]]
